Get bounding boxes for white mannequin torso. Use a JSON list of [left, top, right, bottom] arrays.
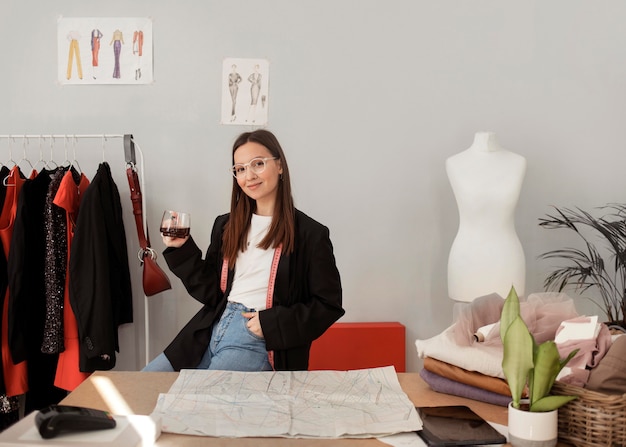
[[446, 132, 527, 302]]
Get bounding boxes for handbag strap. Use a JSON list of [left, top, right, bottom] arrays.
[[125, 136, 156, 262]]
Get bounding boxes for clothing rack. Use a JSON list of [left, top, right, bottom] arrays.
[[0, 133, 152, 370], [0, 134, 125, 138], [0, 134, 124, 167]]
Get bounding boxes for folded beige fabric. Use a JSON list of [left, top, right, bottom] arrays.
[[423, 356, 520, 397], [586, 335, 626, 395]]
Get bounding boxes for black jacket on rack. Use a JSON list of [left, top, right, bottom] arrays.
[[69, 162, 133, 372], [7, 168, 67, 412], [8, 169, 54, 363]]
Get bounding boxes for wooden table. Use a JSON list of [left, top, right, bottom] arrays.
[[58, 371, 513, 446]]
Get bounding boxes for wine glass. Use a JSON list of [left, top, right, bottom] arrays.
[[160, 210, 190, 238]]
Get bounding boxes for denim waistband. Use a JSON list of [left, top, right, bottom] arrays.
[[226, 301, 255, 313]]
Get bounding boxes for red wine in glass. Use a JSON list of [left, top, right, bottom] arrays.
[[160, 227, 190, 238], [161, 210, 190, 238]]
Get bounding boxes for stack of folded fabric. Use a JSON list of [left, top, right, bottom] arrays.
[[415, 292, 580, 407], [586, 333, 626, 394], [420, 357, 517, 407]]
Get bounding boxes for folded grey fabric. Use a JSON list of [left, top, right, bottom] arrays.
[[586, 335, 626, 394], [419, 368, 512, 407]]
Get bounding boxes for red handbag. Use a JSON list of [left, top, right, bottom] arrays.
[[125, 136, 171, 296]]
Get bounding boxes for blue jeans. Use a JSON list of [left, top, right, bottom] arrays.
[[142, 301, 272, 372]]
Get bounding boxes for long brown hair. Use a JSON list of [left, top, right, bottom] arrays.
[[222, 129, 295, 266]]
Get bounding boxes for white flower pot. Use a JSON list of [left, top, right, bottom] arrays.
[[508, 402, 558, 447]]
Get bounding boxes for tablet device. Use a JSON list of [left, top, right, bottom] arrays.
[[416, 405, 507, 446]]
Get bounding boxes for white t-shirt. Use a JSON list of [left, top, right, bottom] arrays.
[[227, 214, 275, 310]]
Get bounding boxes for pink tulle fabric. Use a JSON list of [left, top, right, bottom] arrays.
[[452, 292, 580, 347]]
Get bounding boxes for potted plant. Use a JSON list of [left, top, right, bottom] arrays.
[[500, 286, 578, 447], [538, 204, 626, 328]]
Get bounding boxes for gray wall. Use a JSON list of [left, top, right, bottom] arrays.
[[1, 0, 624, 372]]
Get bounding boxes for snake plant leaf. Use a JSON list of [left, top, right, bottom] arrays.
[[499, 284, 579, 412], [530, 342, 580, 409], [502, 315, 534, 409], [530, 341, 562, 404], [560, 348, 579, 370], [530, 395, 578, 413], [500, 286, 521, 343]]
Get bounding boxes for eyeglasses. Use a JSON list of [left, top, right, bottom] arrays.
[[231, 157, 277, 178]]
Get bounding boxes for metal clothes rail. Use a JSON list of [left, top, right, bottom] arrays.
[[0, 134, 125, 139], [0, 134, 127, 166]]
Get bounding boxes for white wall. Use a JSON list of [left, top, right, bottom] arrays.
[[1, 0, 625, 372]]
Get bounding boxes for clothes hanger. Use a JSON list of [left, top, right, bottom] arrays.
[[61, 135, 72, 169], [4, 136, 16, 167], [67, 135, 82, 175], [17, 136, 35, 178], [46, 136, 58, 170], [32, 136, 48, 173], [101, 135, 107, 162], [3, 136, 18, 186]]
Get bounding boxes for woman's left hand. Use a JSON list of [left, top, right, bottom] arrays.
[[242, 311, 264, 338]]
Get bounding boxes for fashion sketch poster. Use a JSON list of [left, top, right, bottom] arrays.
[[57, 17, 153, 85], [221, 58, 270, 126]]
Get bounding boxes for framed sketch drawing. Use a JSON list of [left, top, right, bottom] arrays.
[[221, 58, 270, 126], [58, 16, 153, 85]]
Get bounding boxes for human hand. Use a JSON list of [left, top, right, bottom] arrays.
[[162, 234, 189, 248], [242, 311, 264, 338]]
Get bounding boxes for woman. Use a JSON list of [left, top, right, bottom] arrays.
[[143, 129, 344, 372]]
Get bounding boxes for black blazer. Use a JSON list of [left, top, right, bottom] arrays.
[[69, 162, 133, 372], [163, 209, 344, 371]]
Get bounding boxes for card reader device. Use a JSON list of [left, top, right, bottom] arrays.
[[35, 404, 116, 439]]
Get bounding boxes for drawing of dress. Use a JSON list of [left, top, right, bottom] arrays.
[[249, 70, 261, 106], [228, 65, 242, 120], [246, 65, 262, 123], [91, 29, 103, 66], [66, 30, 83, 80], [90, 29, 103, 79], [110, 29, 124, 79]]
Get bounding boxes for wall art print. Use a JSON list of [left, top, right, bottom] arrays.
[[57, 16, 153, 85], [221, 58, 270, 126]]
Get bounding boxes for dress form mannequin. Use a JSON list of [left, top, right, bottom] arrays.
[[446, 132, 527, 302]]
